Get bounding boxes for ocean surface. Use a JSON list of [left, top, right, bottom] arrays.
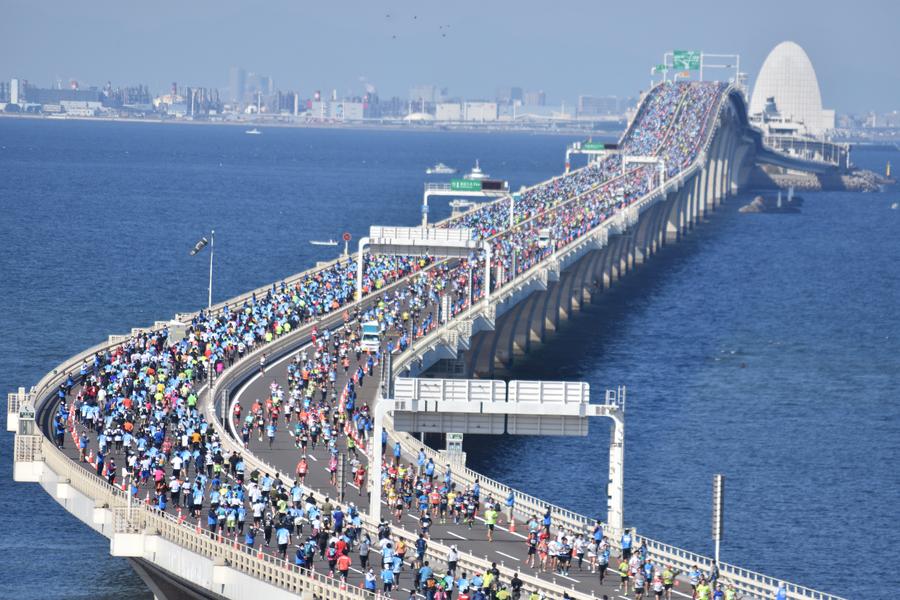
[[0, 117, 896, 599]]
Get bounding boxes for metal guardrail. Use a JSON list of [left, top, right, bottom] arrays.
[[32, 434, 370, 600]]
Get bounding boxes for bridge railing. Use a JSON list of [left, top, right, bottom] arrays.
[[33, 431, 370, 600]]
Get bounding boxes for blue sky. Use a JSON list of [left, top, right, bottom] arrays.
[[1, 0, 896, 113]]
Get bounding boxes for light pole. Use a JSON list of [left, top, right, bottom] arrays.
[[712, 474, 724, 565], [190, 230, 215, 310]]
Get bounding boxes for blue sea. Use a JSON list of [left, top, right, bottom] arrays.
[[0, 118, 896, 599]]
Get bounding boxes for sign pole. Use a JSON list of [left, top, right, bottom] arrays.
[[208, 229, 215, 310], [712, 474, 724, 565]]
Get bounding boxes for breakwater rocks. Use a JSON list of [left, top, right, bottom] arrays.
[[749, 168, 888, 192], [739, 194, 803, 214]]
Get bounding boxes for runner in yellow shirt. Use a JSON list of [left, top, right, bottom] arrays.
[[484, 507, 499, 542]]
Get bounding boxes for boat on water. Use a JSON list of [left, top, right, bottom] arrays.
[[245, 128, 262, 135], [463, 159, 489, 180], [426, 162, 457, 175], [309, 239, 338, 246]]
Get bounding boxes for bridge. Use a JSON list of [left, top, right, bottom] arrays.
[[9, 81, 845, 600]]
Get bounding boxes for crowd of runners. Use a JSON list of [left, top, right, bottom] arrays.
[[45, 81, 736, 598]]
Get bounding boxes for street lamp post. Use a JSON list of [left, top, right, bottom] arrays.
[[190, 230, 215, 310]]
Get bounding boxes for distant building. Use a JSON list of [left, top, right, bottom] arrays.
[[523, 90, 546, 107], [24, 86, 103, 106], [409, 84, 439, 104], [436, 102, 462, 121], [495, 86, 523, 105], [749, 41, 834, 137], [228, 67, 246, 106], [464, 102, 498, 122], [10, 78, 20, 104], [60, 100, 102, 116], [577, 95, 619, 116], [331, 101, 364, 121], [0, 81, 9, 103]]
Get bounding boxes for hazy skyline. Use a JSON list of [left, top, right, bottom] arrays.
[[2, 0, 897, 113]]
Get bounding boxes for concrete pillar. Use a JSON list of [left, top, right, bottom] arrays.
[[665, 187, 684, 243], [705, 134, 721, 211], [600, 238, 616, 288], [584, 248, 607, 302], [491, 299, 526, 371], [468, 332, 494, 379], [512, 292, 541, 356], [633, 208, 652, 266], [616, 233, 630, 280], [543, 279, 562, 334], [555, 271, 572, 324], [607, 411, 625, 536], [690, 172, 702, 226], [574, 249, 601, 306]]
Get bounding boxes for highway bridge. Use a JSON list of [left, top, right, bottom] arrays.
[[9, 81, 845, 600]]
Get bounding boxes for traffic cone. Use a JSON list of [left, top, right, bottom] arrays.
[[176, 508, 183, 522], [196, 519, 202, 534], [87, 449, 93, 464], [144, 491, 150, 505], [257, 548, 264, 559], [233, 534, 239, 549], [508, 518, 516, 533]]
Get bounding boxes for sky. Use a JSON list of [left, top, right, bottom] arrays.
[[1, 0, 897, 114]]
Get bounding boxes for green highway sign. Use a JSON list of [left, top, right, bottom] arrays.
[[451, 179, 483, 191], [654, 64, 668, 73], [582, 142, 618, 151], [673, 50, 701, 71]]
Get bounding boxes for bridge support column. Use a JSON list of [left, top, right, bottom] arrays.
[[633, 208, 652, 266], [512, 292, 540, 356], [704, 134, 722, 212], [607, 409, 625, 536], [690, 172, 702, 225], [585, 248, 607, 302], [665, 186, 687, 243], [599, 238, 617, 289], [492, 298, 528, 373]]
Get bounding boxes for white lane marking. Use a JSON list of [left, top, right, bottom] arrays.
[[307, 454, 318, 462], [473, 515, 527, 539], [555, 573, 579, 583], [496, 551, 520, 561], [446, 531, 466, 540]]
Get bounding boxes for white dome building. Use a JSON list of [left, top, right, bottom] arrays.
[[749, 41, 834, 137]]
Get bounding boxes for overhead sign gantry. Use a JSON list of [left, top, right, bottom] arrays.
[[565, 141, 620, 173], [356, 225, 492, 302], [421, 178, 512, 229], [370, 379, 628, 534]]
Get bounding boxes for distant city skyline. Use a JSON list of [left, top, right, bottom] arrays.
[[2, 0, 898, 113]]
